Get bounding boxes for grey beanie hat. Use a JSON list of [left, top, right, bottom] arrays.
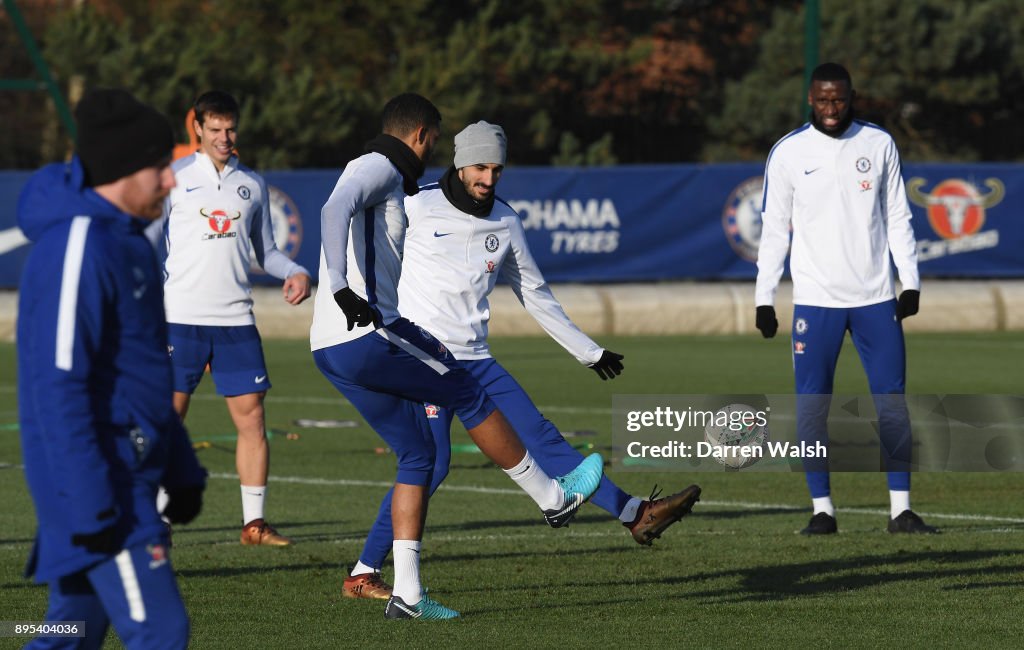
[[453, 121, 507, 168]]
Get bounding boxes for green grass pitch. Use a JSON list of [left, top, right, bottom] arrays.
[[1, 333, 1023, 648]]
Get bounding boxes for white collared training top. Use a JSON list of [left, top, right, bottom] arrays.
[[399, 183, 603, 365], [156, 152, 308, 326], [755, 120, 920, 309], [311, 152, 409, 350]]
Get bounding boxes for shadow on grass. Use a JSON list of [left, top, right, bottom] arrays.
[[167, 545, 637, 580], [431, 544, 635, 565], [429, 512, 612, 533], [942, 580, 1024, 591], [690, 507, 805, 521], [0, 580, 44, 591], [169, 518, 362, 540], [0, 537, 35, 547], [457, 548, 1024, 611], [176, 561, 340, 579]]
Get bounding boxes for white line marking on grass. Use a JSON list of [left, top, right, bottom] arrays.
[[691, 499, 1024, 525], [208, 472, 524, 495], [209, 472, 1024, 525], [0, 385, 607, 415], [3, 463, 1022, 526], [268, 395, 607, 415], [6, 524, 1024, 555], [912, 338, 1024, 350]]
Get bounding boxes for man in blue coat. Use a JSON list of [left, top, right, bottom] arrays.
[[17, 88, 207, 649]]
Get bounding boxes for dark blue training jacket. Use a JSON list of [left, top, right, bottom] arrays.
[[16, 157, 206, 583]]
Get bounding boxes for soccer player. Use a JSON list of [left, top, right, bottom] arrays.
[[311, 95, 604, 620], [342, 121, 702, 600], [153, 91, 311, 546], [17, 88, 206, 648], [755, 63, 936, 535]]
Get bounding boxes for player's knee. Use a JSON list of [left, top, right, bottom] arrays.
[[430, 462, 450, 490], [396, 446, 435, 478]]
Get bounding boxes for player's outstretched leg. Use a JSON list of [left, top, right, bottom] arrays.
[[543, 452, 605, 528], [623, 484, 702, 545], [463, 408, 604, 528]]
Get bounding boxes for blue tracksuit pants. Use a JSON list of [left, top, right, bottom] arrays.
[[792, 300, 911, 498]]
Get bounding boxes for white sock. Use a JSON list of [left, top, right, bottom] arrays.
[[812, 496, 835, 517], [890, 490, 910, 519], [503, 452, 562, 511], [156, 486, 170, 524], [351, 560, 377, 577], [619, 497, 643, 524], [392, 540, 422, 605], [241, 485, 266, 525]]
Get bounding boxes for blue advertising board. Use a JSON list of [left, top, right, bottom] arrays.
[[1, 163, 1022, 287]]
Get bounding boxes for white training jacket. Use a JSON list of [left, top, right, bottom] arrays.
[[755, 120, 920, 308], [155, 152, 308, 326], [399, 183, 604, 366], [310, 152, 408, 350]]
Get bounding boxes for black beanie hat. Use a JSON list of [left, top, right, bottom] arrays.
[[75, 88, 175, 187]]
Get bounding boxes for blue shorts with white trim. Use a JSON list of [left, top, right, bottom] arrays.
[[167, 323, 270, 397], [312, 318, 495, 486]]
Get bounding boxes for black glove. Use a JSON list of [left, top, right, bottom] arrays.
[[71, 508, 119, 554], [162, 486, 204, 525], [756, 305, 778, 338], [590, 350, 624, 381], [897, 290, 919, 321], [333, 287, 373, 331]]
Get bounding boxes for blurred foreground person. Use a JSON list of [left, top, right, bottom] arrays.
[[17, 88, 206, 648]]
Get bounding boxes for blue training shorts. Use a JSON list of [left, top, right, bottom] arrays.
[[166, 323, 271, 397], [313, 318, 495, 486]]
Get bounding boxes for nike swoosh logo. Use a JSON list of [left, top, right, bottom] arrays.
[[186, 186, 202, 192], [0, 227, 30, 255], [433, 231, 452, 238], [255, 375, 266, 383], [804, 168, 820, 175], [391, 601, 419, 617]]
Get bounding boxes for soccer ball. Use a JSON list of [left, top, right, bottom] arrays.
[[703, 403, 770, 470]]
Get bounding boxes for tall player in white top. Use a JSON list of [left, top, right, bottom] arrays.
[[155, 91, 311, 546], [756, 63, 935, 535]]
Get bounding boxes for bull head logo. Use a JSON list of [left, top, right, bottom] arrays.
[[199, 208, 242, 234], [906, 177, 1004, 239]]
